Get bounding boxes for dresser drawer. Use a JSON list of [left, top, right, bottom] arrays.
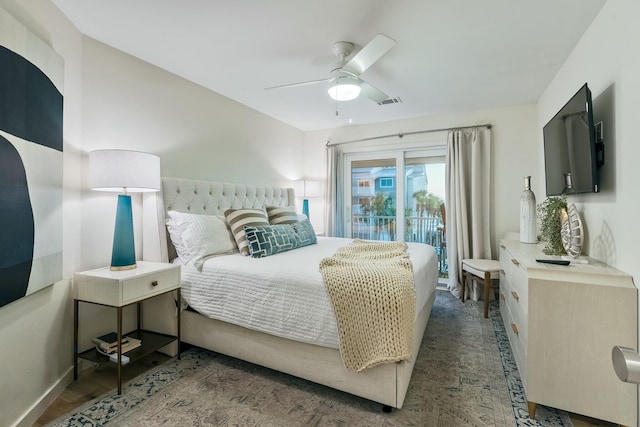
[[500, 286, 527, 385], [508, 293, 527, 344], [508, 262, 528, 305], [500, 244, 528, 310], [501, 272, 528, 343]]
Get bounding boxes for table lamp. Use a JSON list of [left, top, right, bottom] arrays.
[[294, 179, 320, 219], [89, 150, 160, 270]]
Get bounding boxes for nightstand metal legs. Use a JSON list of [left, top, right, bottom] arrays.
[[117, 306, 123, 394], [177, 288, 181, 359], [73, 299, 79, 381]]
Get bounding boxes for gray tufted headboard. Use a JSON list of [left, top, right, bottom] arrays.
[[142, 177, 295, 262]]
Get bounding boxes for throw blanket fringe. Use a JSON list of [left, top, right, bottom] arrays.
[[319, 239, 415, 371]]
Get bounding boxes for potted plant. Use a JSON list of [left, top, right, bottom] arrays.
[[537, 196, 567, 255]]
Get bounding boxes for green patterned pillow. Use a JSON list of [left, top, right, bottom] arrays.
[[244, 224, 299, 258], [292, 220, 317, 247], [266, 205, 299, 225], [224, 208, 269, 256]]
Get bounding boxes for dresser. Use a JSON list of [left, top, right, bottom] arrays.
[[499, 239, 638, 426]]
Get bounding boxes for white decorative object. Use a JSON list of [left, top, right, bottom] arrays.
[[520, 176, 537, 243], [560, 203, 583, 257]]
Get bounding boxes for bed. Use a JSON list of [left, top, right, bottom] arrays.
[[141, 177, 439, 409]]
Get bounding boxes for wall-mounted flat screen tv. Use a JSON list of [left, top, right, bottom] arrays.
[[543, 83, 601, 196]]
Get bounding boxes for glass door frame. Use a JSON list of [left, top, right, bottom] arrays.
[[342, 146, 446, 240]]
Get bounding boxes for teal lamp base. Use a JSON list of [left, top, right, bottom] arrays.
[[110, 194, 136, 271], [302, 199, 310, 219]]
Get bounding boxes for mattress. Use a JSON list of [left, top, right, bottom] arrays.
[[179, 237, 439, 349]]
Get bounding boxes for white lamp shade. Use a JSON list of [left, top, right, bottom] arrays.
[[89, 149, 160, 192], [328, 76, 361, 101], [303, 180, 321, 198], [294, 179, 321, 198]]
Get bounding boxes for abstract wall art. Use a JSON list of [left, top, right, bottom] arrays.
[[0, 8, 64, 308]]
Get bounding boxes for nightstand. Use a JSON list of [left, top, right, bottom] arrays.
[[73, 261, 181, 394]]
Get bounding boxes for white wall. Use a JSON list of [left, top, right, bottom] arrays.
[[538, 0, 640, 273], [0, 1, 83, 427], [79, 37, 305, 270], [304, 104, 539, 254], [539, 1, 640, 417]]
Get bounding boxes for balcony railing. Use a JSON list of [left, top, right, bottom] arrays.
[[351, 214, 447, 275], [352, 186, 375, 196]]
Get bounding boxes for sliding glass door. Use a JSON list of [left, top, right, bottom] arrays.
[[350, 157, 397, 241], [404, 156, 447, 275], [344, 149, 447, 276]]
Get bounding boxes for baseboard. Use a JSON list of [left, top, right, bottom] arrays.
[[13, 366, 74, 427]]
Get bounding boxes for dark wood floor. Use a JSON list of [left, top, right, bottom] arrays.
[[33, 352, 171, 426], [33, 351, 613, 427]]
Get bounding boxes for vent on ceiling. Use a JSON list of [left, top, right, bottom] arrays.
[[378, 97, 402, 106]]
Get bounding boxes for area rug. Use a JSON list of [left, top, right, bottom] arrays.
[[48, 291, 573, 426]]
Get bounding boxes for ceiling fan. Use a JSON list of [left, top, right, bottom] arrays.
[[265, 34, 395, 103]]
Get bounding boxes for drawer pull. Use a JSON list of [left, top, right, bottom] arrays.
[[500, 293, 506, 301], [511, 291, 520, 301], [151, 280, 158, 287], [511, 258, 520, 266], [500, 244, 505, 249], [511, 323, 519, 335]]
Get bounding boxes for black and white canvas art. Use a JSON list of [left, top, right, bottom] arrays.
[[0, 8, 64, 308]]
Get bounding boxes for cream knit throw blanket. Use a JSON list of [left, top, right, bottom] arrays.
[[319, 239, 415, 372]]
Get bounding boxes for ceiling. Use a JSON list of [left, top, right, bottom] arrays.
[[52, 0, 606, 132]]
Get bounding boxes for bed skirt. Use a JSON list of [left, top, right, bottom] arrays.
[[143, 289, 436, 408]]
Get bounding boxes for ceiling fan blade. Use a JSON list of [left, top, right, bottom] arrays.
[[341, 34, 395, 76], [360, 80, 390, 104], [264, 77, 331, 91]]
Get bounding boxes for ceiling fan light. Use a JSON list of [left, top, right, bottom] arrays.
[[328, 77, 361, 101]]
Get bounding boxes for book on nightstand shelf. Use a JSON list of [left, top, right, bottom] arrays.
[[92, 332, 141, 355], [92, 331, 128, 351]]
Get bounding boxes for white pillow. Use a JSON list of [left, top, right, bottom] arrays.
[[165, 212, 192, 262], [166, 211, 237, 268]]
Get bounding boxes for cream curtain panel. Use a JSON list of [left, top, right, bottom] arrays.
[[324, 145, 342, 237], [445, 127, 492, 299]]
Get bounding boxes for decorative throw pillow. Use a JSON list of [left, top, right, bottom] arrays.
[[166, 211, 237, 268], [224, 208, 269, 256], [266, 205, 299, 225], [292, 219, 317, 247], [244, 224, 299, 258]]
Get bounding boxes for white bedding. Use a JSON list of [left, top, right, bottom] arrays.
[[179, 237, 439, 349]]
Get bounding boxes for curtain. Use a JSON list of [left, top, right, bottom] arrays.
[[445, 127, 492, 299], [324, 145, 343, 237]]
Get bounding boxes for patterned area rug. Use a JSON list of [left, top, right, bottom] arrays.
[[48, 291, 573, 426]]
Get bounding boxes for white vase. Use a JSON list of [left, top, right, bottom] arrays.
[[520, 176, 537, 243]]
